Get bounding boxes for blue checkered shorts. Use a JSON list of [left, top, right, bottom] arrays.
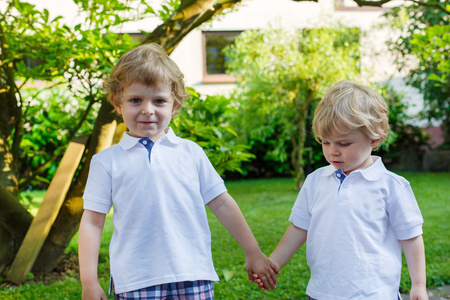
[[114, 280, 214, 300]]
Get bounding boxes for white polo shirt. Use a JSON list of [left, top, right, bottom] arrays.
[[83, 127, 226, 294], [289, 157, 423, 300]]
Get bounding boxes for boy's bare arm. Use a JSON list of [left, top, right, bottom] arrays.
[[270, 224, 307, 269], [208, 192, 279, 290], [254, 224, 307, 290], [79, 210, 108, 300], [400, 235, 429, 300]]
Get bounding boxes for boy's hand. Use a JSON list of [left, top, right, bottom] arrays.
[[252, 272, 267, 290], [251, 258, 279, 291], [245, 250, 280, 290], [409, 284, 428, 300], [82, 282, 108, 300]]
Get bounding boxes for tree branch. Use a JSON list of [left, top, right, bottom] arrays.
[[18, 154, 61, 191], [18, 94, 96, 191], [65, 95, 97, 144], [291, 0, 319, 2], [409, 0, 450, 14], [143, 0, 242, 54], [352, 0, 392, 6]]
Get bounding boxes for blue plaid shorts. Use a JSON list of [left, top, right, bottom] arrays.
[[114, 280, 214, 300]]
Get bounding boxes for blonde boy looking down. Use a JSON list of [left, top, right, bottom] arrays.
[[78, 43, 278, 300], [255, 80, 428, 300]]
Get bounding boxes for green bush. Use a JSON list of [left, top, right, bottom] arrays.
[[224, 25, 361, 183], [171, 87, 254, 176], [374, 83, 430, 171], [18, 87, 98, 189]]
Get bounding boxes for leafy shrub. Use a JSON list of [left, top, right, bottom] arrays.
[[374, 83, 430, 170], [20, 86, 253, 189], [18, 87, 99, 189], [171, 88, 254, 176], [224, 25, 361, 184]]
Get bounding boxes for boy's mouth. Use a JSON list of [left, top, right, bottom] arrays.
[[139, 120, 157, 124], [332, 161, 343, 167]]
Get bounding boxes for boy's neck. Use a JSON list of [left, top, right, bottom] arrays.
[[343, 155, 376, 175]]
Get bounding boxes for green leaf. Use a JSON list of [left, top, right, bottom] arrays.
[[222, 269, 235, 282], [428, 73, 443, 82]]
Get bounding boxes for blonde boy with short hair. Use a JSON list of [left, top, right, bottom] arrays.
[[255, 80, 428, 300], [78, 43, 278, 300]]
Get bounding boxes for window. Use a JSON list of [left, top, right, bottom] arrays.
[[13, 54, 45, 71], [202, 31, 241, 83]]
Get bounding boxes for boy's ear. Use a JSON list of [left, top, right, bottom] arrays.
[[171, 104, 179, 117], [114, 104, 122, 115], [371, 139, 381, 148], [112, 97, 122, 115]]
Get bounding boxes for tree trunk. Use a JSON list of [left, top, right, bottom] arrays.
[[0, 22, 32, 273], [291, 90, 315, 190], [0, 23, 21, 194], [143, 0, 242, 54], [291, 107, 307, 190], [32, 98, 118, 274], [0, 183, 33, 273]]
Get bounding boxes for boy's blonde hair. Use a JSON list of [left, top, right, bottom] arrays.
[[312, 80, 389, 144], [103, 43, 188, 115]]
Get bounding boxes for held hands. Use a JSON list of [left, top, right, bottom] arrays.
[[245, 250, 280, 291], [251, 257, 280, 291]]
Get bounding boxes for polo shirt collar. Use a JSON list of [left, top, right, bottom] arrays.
[[118, 127, 181, 150], [321, 165, 337, 177], [321, 156, 385, 181], [359, 156, 386, 181]]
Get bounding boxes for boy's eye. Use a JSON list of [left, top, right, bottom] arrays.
[[130, 98, 141, 103], [339, 142, 351, 146], [154, 99, 165, 104]]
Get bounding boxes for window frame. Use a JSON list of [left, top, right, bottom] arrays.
[[202, 30, 242, 84]]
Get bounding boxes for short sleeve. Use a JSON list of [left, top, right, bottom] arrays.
[[194, 146, 227, 204], [289, 176, 313, 230], [387, 180, 423, 240], [83, 155, 113, 214]]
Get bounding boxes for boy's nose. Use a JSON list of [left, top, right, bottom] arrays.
[[141, 103, 155, 115], [330, 145, 340, 155]]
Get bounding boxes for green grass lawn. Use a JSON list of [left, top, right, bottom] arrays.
[[1, 172, 449, 299]]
